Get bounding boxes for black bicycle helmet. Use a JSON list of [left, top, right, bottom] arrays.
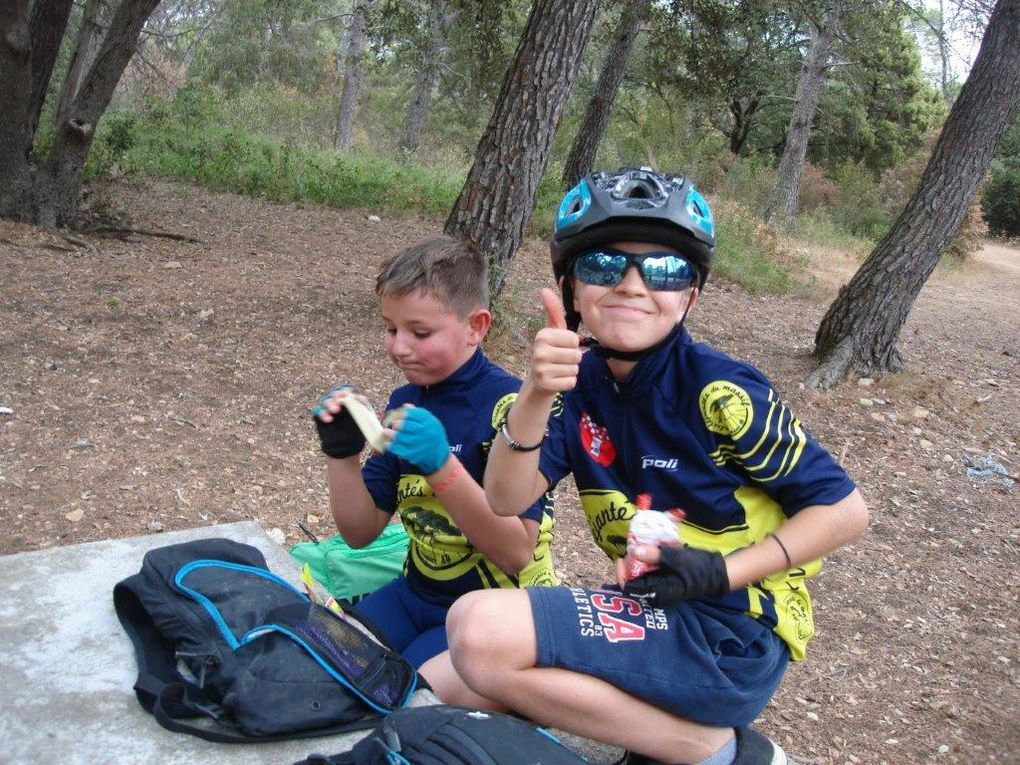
[[551, 167, 715, 332]]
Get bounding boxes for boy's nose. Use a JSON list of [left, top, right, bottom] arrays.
[[615, 264, 647, 293], [390, 332, 413, 357]]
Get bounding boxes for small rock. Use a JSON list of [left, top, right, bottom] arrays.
[[306, 513, 320, 525], [938, 744, 950, 754], [919, 438, 933, 449], [367, 215, 381, 223], [162, 261, 183, 269], [147, 520, 165, 532], [66, 509, 84, 523], [859, 398, 874, 407], [857, 377, 875, 387], [0, 406, 12, 415], [870, 412, 886, 422], [267, 527, 286, 545], [198, 308, 214, 320], [911, 406, 930, 420]]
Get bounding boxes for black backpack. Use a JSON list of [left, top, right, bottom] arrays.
[[113, 537, 418, 743], [297, 705, 589, 764]]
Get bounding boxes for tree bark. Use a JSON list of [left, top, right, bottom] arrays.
[[399, 0, 451, 155], [0, 0, 35, 221], [36, 0, 161, 228], [54, 0, 105, 129], [27, 0, 76, 146], [727, 96, 760, 156], [561, 0, 650, 189], [762, 3, 839, 225], [445, 0, 602, 295], [335, 0, 374, 151], [809, 0, 1020, 389]]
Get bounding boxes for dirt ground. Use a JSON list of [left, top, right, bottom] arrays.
[[1, 180, 1017, 764]]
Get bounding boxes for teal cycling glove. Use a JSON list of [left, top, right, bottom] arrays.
[[388, 406, 450, 475]]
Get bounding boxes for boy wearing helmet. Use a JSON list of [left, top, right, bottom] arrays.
[[311, 236, 556, 703], [445, 169, 869, 764]]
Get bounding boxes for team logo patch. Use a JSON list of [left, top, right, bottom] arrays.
[[490, 392, 517, 429], [579, 411, 616, 466], [699, 380, 753, 439]]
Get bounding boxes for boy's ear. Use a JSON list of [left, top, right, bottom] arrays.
[[466, 308, 492, 343], [687, 287, 700, 313]]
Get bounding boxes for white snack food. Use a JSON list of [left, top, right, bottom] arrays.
[[342, 395, 388, 452]]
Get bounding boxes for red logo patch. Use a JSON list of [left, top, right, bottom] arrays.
[[580, 411, 616, 466]]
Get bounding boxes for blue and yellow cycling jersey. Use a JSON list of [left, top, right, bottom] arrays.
[[363, 348, 556, 605], [538, 329, 855, 660]]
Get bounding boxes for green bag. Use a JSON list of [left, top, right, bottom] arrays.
[[290, 523, 410, 603]]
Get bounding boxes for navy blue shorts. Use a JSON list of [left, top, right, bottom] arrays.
[[355, 576, 451, 669], [528, 586, 789, 727]]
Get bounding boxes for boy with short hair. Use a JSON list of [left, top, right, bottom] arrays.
[[312, 236, 556, 702], [446, 168, 870, 764]]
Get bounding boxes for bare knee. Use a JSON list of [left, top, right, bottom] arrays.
[[447, 590, 534, 696]]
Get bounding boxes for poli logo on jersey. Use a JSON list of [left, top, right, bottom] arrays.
[[579, 411, 615, 466]]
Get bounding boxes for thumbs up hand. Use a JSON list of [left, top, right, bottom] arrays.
[[530, 288, 582, 395]]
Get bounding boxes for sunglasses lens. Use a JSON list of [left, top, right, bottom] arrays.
[[574, 251, 628, 286], [573, 250, 696, 291], [641, 255, 695, 290]]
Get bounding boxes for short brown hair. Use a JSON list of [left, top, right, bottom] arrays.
[[375, 236, 489, 317]]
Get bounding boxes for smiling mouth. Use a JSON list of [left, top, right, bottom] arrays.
[[605, 304, 648, 316]]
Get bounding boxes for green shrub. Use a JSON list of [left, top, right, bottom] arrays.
[[982, 163, 1020, 238], [826, 162, 888, 239], [86, 109, 140, 179], [712, 201, 797, 294]]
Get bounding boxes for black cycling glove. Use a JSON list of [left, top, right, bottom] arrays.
[[311, 384, 367, 458], [623, 545, 730, 607]]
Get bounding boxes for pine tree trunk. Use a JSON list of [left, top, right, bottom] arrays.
[[445, 0, 602, 295], [809, 0, 1020, 389], [35, 0, 160, 228], [561, 0, 649, 189], [399, 0, 450, 155], [0, 0, 35, 222], [335, 0, 373, 151], [762, 4, 838, 224]]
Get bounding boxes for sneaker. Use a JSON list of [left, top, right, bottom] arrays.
[[620, 754, 656, 765], [733, 726, 788, 765], [621, 727, 787, 765]]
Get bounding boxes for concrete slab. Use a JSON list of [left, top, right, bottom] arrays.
[[0, 522, 623, 764], [0, 522, 440, 765]]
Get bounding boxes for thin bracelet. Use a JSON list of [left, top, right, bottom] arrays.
[[769, 533, 793, 569], [430, 458, 464, 494], [498, 420, 546, 452]]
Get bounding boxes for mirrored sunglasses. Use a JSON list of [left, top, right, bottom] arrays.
[[572, 248, 697, 291]]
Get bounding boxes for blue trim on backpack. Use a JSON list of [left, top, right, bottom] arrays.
[[174, 560, 309, 649]]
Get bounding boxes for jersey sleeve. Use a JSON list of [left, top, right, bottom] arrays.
[[536, 393, 570, 491], [696, 366, 855, 515]]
